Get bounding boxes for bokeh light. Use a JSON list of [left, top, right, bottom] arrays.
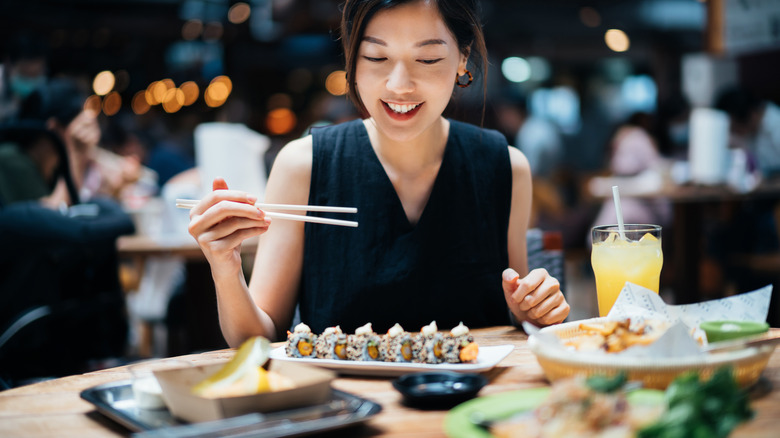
[[579, 7, 601, 28], [92, 70, 115, 96], [203, 22, 223, 41], [266, 108, 297, 135], [102, 91, 122, 116], [84, 95, 102, 114], [501, 57, 531, 83], [132, 90, 151, 115], [114, 70, 130, 92], [179, 81, 199, 106], [325, 70, 348, 96], [182, 19, 203, 41], [162, 88, 185, 113], [605, 29, 630, 52], [228, 2, 251, 24], [267, 93, 293, 110]]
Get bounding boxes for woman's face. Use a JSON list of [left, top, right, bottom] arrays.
[[355, 0, 467, 142]]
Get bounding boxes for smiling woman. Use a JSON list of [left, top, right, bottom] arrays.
[[186, 0, 569, 348]]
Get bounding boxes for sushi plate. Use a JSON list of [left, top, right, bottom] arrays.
[[269, 344, 515, 376]]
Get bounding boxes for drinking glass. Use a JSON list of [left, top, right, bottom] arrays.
[[591, 224, 663, 317]]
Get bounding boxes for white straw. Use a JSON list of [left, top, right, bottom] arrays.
[[175, 199, 358, 228], [611, 185, 626, 240]]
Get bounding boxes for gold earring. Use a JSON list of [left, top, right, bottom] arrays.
[[455, 70, 473, 88]]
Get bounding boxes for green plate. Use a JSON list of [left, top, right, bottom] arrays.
[[443, 387, 665, 438]]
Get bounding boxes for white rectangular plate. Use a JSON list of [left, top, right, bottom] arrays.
[[269, 344, 515, 376]]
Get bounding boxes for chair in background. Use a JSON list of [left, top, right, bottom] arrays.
[[0, 199, 135, 388]]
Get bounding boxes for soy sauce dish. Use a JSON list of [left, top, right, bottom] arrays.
[[392, 372, 488, 409]]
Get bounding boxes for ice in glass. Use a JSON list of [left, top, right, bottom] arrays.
[[591, 224, 663, 317]]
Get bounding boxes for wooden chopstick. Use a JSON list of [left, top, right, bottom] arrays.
[[175, 199, 358, 228], [175, 199, 357, 213]]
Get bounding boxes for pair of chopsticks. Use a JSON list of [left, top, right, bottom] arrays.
[[175, 199, 358, 228]]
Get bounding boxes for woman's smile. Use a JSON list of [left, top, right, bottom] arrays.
[[382, 100, 424, 120]]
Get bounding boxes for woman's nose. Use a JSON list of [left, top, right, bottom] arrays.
[[386, 62, 414, 94]]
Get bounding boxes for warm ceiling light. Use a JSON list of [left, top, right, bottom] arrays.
[[228, 2, 251, 24], [210, 75, 233, 93], [325, 70, 347, 96], [132, 90, 150, 115], [92, 70, 115, 96], [203, 22, 223, 41], [102, 91, 122, 116], [179, 81, 199, 106], [145, 81, 160, 105], [605, 29, 630, 52], [266, 108, 297, 135], [182, 19, 203, 41], [206, 82, 230, 102], [579, 7, 601, 28], [84, 95, 102, 115], [162, 88, 184, 113]]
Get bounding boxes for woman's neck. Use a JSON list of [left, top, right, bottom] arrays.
[[363, 117, 449, 175]]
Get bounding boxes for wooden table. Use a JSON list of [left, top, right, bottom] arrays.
[[2, 326, 780, 437]]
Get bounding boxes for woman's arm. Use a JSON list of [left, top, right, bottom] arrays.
[[188, 136, 313, 346], [502, 146, 570, 326]]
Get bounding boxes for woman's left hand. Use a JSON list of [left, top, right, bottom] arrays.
[[502, 267, 569, 326]]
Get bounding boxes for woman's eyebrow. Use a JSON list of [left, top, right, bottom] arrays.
[[361, 36, 447, 48]]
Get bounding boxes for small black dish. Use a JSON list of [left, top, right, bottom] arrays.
[[392, 372, 488, 409]]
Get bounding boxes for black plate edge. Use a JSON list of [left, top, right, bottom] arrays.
[[80, 380, 383, 434]]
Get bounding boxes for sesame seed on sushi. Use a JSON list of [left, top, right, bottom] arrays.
[[442, 322, 479, 363], [416, 321, 445, 364], [314, 325, 348, 360], [346, 322, 383, 361], [380, 323, 414, 363], [285, 322, 317, 358]]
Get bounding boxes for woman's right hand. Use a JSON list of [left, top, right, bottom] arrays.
[[188, 177, 272, 275]]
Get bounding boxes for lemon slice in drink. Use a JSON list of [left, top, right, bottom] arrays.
[[192, 336, 271, 396]]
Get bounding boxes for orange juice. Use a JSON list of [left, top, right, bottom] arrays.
[[591, 225, 663, 317]]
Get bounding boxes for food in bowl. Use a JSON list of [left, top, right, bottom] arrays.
[[286, 321, 479, 364], [489, 375, 664, 438], [562, 319, 668, 353], [191, 336, 295, 398], [700, 320, 770, 343]]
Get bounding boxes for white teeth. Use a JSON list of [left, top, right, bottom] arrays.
[[386, 102, 420, 114]]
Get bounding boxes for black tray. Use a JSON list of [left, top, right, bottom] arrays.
[[80, 380, 382, 438]]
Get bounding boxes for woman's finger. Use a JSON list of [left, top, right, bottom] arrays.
[[526, 290, 565, 321]]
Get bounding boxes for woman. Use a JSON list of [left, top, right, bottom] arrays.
[[189, 0, 569, 346]]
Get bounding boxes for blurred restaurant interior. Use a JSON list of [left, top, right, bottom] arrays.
[[1, 0, 780, 385]]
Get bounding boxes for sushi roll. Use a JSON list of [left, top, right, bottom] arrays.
[[380, 323, 414, 363], [416, 321, 445, 364], [314, 325, 348, 360], [442, 322, 479, 363], [346, 323, 383, 361], [285, 322, 317, 358]]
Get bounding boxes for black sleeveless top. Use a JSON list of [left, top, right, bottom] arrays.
[[301, 119, 512, 334]]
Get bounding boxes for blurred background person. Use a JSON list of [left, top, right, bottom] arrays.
[[590, 111, 671, 229], [0, 32, 48, 122], [494, 90, 566, 230], [716, 86, 780, 179]]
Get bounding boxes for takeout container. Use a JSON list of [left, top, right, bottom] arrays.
[[154, 360, 335, 423], [529, 318, 775, 390]]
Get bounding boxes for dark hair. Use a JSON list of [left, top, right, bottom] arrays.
[[340, 0, 488, 116], [17, 78, 86, 127]]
